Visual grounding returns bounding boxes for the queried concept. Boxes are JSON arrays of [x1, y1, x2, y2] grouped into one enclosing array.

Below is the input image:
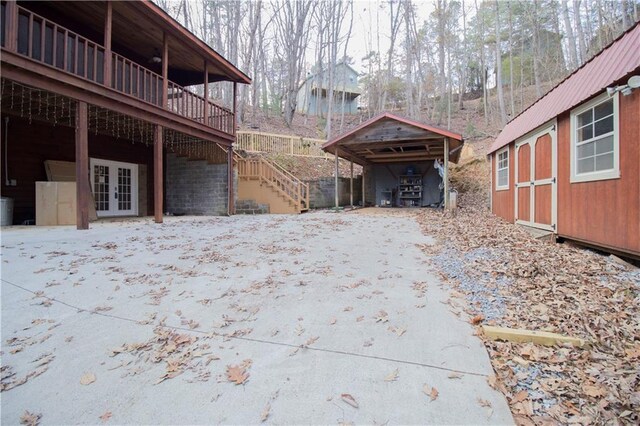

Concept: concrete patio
[[1, 212, 513, 425]]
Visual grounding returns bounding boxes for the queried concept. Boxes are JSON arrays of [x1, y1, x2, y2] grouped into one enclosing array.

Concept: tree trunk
[[495, 1, 507, 126]]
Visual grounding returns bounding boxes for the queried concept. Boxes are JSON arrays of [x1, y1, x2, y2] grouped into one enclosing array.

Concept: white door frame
[[89, 158, 139, 217], [514, 119, 557, 232]]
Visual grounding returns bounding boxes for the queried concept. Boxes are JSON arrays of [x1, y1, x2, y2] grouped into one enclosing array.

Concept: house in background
[[488, 22, 640, 258], [0, 0, 250, 229], [297, 62, 361, 116]]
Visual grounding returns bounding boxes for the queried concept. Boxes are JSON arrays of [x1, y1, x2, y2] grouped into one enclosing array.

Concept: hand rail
[[111, 51, 163, 106], [236, 131, 330, 159]]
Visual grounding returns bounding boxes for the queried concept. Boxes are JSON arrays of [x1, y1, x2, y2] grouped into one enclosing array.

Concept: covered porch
[[321, 113, 464, 209]]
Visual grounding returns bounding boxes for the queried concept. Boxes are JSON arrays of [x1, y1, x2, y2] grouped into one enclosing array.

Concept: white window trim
[[495, 146, 510, 191], [570, 91, 620, 183]]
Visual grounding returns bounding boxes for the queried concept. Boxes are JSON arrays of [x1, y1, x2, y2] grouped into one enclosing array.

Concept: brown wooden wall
[[1, 114, 155, 224], [491, 143, 515, 223], [556, 90, 640, 256]]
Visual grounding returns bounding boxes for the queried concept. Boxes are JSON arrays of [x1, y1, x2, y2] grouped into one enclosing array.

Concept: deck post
[[75, 101, 89, 230], [154, 125, 163, 223], [334, 148, 339, 209], [444, 137, 450, 209], [350, 160, 354, 208], [228, 82, 237, 215], [203, 60, 208, 126], [162, 32, 168, 107], [5, 0, 18, 52], [227, 146, 234, 215], [103, 1, 112, 87]]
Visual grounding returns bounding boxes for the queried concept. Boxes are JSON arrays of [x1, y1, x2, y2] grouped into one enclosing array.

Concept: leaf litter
[[416, 184, 640, 424]]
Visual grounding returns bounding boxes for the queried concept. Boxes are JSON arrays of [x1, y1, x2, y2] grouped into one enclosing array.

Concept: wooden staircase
[[236, 157, 310, 214]]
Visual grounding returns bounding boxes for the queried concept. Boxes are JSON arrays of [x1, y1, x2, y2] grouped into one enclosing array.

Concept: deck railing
[[236, 131, 330, 158], [4, 5, 234, 136], [237, 157, 310, 212]]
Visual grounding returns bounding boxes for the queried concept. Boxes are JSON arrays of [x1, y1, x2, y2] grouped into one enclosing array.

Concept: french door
[[514, 122, 557, 232], [90, 159, 138, 217]]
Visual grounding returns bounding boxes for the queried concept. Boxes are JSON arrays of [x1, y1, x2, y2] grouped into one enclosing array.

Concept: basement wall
[[369, 161, 442, 207], [165, 153, 229, 216], [306, 176, 363, 209]]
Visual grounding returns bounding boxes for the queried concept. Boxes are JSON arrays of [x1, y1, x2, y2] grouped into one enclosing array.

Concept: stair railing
[[236, 157, 309, 212]]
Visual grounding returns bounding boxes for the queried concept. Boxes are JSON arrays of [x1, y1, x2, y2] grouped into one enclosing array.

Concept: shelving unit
[[398, 175, 422, 207]]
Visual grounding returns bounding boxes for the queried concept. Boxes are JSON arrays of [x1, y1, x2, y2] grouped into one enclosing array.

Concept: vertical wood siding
[[557, 90, 640, 256], [491, 143, 515, 222], [0, 116, 155, 224]]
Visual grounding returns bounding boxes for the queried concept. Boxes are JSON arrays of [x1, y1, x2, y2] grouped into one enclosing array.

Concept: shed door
[[515, 123, 557, 232]]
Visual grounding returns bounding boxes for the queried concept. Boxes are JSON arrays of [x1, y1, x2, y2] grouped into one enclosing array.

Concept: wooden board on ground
[[44, 160, 76, 181], [482, 325, 587, 347], [36, 181, 97, 225]]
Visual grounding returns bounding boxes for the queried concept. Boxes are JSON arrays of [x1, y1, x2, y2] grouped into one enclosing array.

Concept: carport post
[[75, 101, 89, 230], [444, 137, 450, 209], [362, 167, 365, 207], [334, 148, 339, 209], [350, 160, 354, 208]]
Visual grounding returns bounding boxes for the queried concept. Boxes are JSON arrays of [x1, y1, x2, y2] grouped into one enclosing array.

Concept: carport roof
[[322, 112, 464, 165]]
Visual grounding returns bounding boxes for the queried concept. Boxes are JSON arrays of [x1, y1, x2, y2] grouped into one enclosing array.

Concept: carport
[[322, 113, 464, 209]]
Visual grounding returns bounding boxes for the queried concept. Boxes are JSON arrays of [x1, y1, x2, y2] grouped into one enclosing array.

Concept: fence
[[236, 131, 330, 158]]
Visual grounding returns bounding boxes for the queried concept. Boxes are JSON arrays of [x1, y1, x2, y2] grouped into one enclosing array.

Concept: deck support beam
[[334, 149, 339, 209], [228, 82, 237, 216], [444, 137, 450, 209], [103, 1, 112, 87], [75, 101, 89, 230], [350, 160, 354, 208], [154, 125, 163, 223]]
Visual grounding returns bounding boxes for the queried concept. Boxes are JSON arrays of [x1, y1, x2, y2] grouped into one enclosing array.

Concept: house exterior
[[297, 62, 360, 116], [0, 0, 250, 229], [488, 23, 640, 258]]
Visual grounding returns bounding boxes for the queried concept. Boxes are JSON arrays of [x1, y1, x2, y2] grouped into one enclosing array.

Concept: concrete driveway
[[1, 211, 513, 425]]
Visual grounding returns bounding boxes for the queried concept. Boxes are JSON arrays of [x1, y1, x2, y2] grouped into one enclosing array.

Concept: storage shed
[[322, 113, 464, 208], [488, 22, 640, 258]]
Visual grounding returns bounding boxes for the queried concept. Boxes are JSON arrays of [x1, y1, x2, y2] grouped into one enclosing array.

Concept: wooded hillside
[[156, 0, 639, 138]]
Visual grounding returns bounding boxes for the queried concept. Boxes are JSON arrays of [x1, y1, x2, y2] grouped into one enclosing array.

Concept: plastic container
[[449, 190, 458, 210], [1, 197, 14, 226]]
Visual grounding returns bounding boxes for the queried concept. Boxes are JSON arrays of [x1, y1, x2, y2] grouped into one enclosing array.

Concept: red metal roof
[[489, 22, 640, 154], [322, 112, 463, 150]]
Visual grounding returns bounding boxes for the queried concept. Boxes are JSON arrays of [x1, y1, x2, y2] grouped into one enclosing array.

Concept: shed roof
[[489, 22, 640, 154], [322, 112, 464, 165]]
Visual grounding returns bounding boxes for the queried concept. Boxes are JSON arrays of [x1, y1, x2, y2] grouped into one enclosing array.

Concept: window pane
[[594, 99, 613, 120], [578, 157, 594, 174], [577, 141, 595, 159], [595, 135, 614, 155], [577, 109, 593, 128], [595, 153, 613, 171], [498, 170, 508, 186], [577, 125, 593, 142], [594, 116, 613, 137]]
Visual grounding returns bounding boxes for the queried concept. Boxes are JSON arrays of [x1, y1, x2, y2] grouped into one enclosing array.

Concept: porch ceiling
[[322, 112, 464, 166]]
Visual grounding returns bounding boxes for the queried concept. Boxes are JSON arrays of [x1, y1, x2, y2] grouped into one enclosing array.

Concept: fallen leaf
[[329, 317, 337, 325], [20, 411, 41, 426], [448, 372, 463, 379], [260, 403, 270, 422], [384, 369, 399, 382], [99, 411, 112, 422], [423, 384, 439, 401], [583, 384, 606, 398], [80, 372, 96, 385], [226, 364, 249, 385], [340, 393, 359, 408], [478, 398, 492, 408], [374, 310, 389, 323], [470, 314, 484, 325]]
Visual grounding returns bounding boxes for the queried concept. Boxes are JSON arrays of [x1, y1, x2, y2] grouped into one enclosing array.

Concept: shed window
[[496, 147, 509, 190], [571, 92, 619, 183]]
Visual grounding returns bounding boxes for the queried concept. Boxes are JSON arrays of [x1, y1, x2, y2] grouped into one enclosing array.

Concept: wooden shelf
[[398, 175, 422, 207]]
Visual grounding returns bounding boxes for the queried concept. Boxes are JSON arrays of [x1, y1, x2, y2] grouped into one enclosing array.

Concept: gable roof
[[322, 112, 464, 165], [489, 22, 640, 154]]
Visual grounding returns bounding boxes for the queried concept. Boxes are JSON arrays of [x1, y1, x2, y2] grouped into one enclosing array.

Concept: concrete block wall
[[306, 176, 363, 209], [165, 153, 229, 216]]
